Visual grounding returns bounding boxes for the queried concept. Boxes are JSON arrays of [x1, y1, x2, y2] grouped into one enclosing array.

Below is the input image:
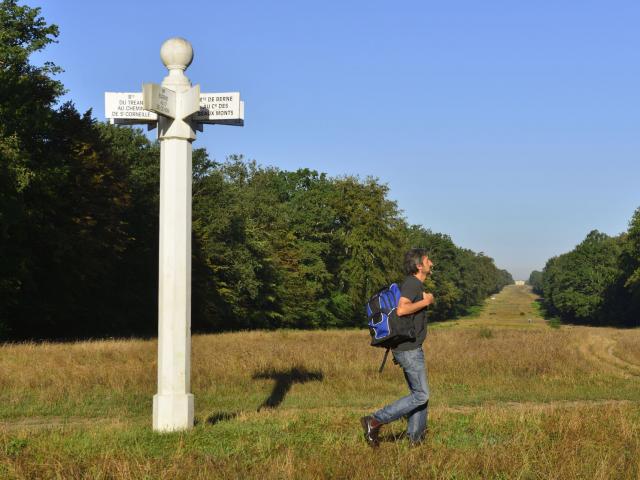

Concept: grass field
[[1, 285, 640, 479]]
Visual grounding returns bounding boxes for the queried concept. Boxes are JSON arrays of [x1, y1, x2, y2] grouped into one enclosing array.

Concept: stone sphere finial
[[160, 38, 194, 71]]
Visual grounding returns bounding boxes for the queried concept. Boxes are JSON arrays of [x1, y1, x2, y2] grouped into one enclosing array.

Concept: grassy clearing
[[1, 286, 640, 478]]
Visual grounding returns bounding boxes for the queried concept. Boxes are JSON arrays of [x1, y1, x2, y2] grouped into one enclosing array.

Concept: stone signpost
[[105, 38, 243, 432]]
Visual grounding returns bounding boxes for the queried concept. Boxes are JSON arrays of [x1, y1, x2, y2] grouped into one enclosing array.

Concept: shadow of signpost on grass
[[253, 366, 324, 411], [200, 366, 323, 425], [204, 411, 239, 426]]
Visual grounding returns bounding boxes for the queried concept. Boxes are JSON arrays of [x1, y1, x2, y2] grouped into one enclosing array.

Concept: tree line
[[0, 1, 513, 340], [529, 208, 640, 327]]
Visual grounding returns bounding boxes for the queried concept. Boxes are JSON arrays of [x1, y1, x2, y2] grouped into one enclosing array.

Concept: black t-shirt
[[394, 275, 428, 351]]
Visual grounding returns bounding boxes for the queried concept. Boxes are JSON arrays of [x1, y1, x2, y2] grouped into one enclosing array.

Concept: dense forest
[[0, 1, 513, 340], [529, 208, 640, 327]]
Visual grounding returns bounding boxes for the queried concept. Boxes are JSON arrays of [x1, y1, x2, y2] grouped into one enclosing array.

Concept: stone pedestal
[[153, 393, 194, 431]]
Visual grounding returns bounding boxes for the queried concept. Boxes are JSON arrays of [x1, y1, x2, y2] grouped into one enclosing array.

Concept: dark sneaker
[[360, 416, 381, 447]]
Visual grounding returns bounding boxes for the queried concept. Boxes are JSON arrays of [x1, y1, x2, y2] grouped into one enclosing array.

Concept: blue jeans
[[373, 347, 429, 442]]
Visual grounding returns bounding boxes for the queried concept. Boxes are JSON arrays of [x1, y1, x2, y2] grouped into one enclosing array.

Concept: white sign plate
[[143, 83, 176, 118], [105, 92, 157, 123], [194, 92, 242, 123], [195, 102, 244, 126]]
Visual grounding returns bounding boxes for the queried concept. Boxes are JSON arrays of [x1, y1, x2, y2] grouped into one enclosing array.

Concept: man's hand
[[423, 292, 435, 305], [397, 292, 435, 316]]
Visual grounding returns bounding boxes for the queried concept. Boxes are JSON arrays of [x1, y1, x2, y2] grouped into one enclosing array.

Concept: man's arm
[[396, 292, 434, 317]]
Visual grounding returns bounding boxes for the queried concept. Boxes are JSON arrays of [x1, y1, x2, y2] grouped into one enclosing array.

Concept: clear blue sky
[[32, 0, 640, 280]]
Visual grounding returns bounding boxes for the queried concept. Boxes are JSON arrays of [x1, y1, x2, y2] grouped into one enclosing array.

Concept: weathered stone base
[[153, 393, 194, 432]]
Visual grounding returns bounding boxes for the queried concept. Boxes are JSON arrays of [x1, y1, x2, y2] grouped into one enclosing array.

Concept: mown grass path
[[434, 284, 547, 329], [577, 328, 640, 378], [1, 285, 639, 479]]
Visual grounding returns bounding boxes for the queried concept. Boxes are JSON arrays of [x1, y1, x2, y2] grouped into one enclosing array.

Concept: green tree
[[0, 0, 63, 336], [0, 0, 164, 338], [528, 270, 543, 294], [616, 207, 640, 326], [328, 176, 405, 325], [541, 230, 622, 324], [191, 156, 284, 330]]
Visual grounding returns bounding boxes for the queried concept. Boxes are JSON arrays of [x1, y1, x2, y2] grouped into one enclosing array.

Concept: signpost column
[[105, 37, 244, 432], [151, 38, 200, 432]]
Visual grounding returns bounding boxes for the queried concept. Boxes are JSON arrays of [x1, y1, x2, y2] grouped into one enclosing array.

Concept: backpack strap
[[378, 348, 391, 373]]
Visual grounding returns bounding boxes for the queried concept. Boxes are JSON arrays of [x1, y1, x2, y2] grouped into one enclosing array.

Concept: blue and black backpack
[[366, 283, 416, 372]]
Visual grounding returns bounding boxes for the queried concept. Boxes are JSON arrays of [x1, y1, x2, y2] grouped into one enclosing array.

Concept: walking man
[[361, 248, 434, 447]]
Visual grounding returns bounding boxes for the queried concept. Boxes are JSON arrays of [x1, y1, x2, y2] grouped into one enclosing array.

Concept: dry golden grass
[[1, 285, 640, 479], [605, 328, 640, 369]]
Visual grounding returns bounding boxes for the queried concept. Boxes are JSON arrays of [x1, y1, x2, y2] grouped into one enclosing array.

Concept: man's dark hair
[[404, 248, 429, 275]]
